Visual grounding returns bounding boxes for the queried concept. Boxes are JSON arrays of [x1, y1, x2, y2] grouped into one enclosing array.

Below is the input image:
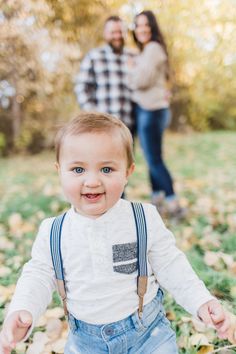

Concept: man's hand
[[198, 299, 236, 344], [0, 310, 32, 354]]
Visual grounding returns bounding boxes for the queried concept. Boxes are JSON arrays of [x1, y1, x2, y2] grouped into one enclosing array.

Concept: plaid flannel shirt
[[74, 45, 134, 130]]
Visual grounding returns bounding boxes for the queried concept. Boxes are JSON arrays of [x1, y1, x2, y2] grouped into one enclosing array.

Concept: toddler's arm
[[0, 310, 32, 354], [198, 299, 236, 344]]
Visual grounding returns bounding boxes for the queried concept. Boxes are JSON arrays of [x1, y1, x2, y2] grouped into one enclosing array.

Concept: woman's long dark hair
[[133, 10, 170, 80]]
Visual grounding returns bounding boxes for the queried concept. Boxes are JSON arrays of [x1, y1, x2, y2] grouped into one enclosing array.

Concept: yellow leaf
[[192, 317, 208, 332], [197, 345, 214, 354], [0, 266, 11, 277], [45, 318, 63, 340], [166, 310, 176, 320], [189, 333, 210, 346], [230, 285, 236, 297], [50, 338, 66, 353], [45, 307, 64, 319], [230, 262, 236, 275]]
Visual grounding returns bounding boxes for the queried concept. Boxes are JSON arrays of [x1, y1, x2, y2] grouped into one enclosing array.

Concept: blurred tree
[[0, 0, 79, 152], [153, 0, 236, 130], [0, 0, 236, 155]]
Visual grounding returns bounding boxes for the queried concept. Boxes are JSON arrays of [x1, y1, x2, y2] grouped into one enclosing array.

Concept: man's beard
[[108, 38, 125, 54]]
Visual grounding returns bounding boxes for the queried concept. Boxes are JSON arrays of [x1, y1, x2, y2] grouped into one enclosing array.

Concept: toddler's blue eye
[[73, 167, 84, 174], [101, 167, 112, 174]]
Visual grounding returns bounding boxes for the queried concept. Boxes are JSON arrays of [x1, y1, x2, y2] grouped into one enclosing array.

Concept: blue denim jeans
[[64, 289, 178, 354], [135, 104, 174, 198]]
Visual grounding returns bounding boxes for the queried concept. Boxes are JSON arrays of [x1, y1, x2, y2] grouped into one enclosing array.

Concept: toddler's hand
[[0, 310, 32, 354], [198, 299, 236, 343]]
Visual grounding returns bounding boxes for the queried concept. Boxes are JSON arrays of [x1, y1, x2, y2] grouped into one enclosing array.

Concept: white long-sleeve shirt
[[7, 199, 214, 327]]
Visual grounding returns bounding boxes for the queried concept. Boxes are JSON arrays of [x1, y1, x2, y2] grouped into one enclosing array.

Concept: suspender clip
[[137, 276, 148, 319]]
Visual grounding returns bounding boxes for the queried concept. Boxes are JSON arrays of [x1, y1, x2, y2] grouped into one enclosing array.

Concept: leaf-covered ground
[[0, 131, 236, 354]]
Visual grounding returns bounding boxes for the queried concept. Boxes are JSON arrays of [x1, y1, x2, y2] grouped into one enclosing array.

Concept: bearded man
[[75, 16, 135, 134]]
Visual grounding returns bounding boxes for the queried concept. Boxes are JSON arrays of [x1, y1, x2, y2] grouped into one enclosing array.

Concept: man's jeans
[[135, 105, 174, 198], [64, 289, 178, 354]]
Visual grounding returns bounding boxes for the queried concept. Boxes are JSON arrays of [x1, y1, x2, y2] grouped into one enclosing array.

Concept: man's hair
[[55, 112, 134, 167], [104, 15, 122, 25]]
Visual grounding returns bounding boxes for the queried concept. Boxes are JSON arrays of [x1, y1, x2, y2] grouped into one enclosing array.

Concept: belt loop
[[68, 313, 78, 332]]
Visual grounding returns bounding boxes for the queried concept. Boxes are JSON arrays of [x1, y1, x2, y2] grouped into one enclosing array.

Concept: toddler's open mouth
[[82, 193, 104, 201]]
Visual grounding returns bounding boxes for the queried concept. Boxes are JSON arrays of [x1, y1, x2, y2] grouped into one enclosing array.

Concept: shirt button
[[104, 326, 114, 336]]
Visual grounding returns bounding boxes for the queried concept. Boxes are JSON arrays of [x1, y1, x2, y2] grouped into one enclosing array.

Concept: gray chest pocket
[[112, 242, 137, 274]]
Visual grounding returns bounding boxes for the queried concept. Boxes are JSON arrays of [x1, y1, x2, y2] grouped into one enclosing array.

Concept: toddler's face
[[56, 132, 134, 218]]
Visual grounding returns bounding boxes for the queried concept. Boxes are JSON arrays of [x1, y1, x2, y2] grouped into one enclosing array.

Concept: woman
[[128, 10, 184, 218]]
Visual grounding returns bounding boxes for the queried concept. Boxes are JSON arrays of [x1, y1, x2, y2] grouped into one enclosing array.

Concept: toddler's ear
[[127, 163, 135, 177]]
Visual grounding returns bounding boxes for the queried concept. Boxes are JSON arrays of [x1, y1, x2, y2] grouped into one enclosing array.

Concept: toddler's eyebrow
[[67, 160, 85, 165], [100, 160, 116, 164]]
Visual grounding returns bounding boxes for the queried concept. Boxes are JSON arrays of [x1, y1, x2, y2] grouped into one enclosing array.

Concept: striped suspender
[[131, 202, 148, 318], [50, 212, 68, 316], [50, 202, 148, 319]]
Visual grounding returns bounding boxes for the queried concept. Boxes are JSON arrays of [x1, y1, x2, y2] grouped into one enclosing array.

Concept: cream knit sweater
[[128, 41, 170, 110]]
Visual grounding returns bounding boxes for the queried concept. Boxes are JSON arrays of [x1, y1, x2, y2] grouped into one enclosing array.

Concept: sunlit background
[[0, 0, 236, 155]]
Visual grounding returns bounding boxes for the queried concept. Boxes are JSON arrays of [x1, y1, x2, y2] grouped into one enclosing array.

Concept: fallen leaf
[[0, 266, 11, 277], [45, 307, 64, 319], [197, 345, 214, 354], [189, 333, 210, 346], [50, 338, 66, 353], [46, 318, 63, 339]]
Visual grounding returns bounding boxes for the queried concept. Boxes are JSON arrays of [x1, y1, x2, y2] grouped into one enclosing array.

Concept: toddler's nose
[[84, 174, 101, 188]]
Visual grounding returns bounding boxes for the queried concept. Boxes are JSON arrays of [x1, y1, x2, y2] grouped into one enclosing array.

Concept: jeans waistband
[[68, 288, 164, 339]]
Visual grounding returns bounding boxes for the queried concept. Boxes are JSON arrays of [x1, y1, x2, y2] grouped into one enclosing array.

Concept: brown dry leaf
[[0, 266, 11, 277], [229, 262, 236, 275], [192, 317, 209, 332], [15, 342, 27, 353], [42, 345, 54, 354], [43, 183, 57, 196], [0, 284, 15, 303], [199, 233, 221, 249], [8, 213, 23, 234], [230, 286, 236, 298], [178, 334, 189, 348], [26, 342, 45, 354], [226, 214, 236, 231], [220, 253, 234, 268], [181, 316, 192, 323], [45, 318, 63, 340], [197, 345, 214, 354], [204, 251, 233, 270], [37, 307, 64, 327], [8, 213, 35, 237], [204, 251, 221, 267], [189, 333, 210, 346], [50, 338, 66, 353], [32, 331, 49, 345], [0, 236, 14, 250], [166, 310, 176, 321], [36, 315, 47, 327], [45, 307, 64, 319]]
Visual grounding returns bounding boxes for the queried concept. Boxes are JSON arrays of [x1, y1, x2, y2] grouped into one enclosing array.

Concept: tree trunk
[[11, 95, 22, 145]]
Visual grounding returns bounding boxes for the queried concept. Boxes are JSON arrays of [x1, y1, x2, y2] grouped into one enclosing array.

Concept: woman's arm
[[128, 42, 166, 90]]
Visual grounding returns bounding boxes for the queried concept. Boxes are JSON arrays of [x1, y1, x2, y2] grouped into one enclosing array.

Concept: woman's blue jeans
[[135, 104, 174, 198]]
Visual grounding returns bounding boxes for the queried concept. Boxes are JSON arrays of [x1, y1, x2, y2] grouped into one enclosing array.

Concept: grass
[[0, 131, 236, 353]]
